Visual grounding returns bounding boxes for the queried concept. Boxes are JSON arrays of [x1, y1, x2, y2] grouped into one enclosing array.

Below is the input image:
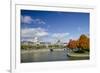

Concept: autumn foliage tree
[[67, 39, 78, 50], [67, 34, 90, 52], [78, 34, 89, 51]]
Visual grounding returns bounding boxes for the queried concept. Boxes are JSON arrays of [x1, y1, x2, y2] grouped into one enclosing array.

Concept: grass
[[68, 51, 89, 57]]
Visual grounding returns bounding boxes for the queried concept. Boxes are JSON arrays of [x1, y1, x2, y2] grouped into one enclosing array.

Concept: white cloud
[[21, 27, 70, 42], [33, 18, 46, 24], [51, 33, 70, 43], [52, 33, 70, 38], [21, 16, 33, 24], [21, 27, 48, 38], [21, 16, 46, 25]]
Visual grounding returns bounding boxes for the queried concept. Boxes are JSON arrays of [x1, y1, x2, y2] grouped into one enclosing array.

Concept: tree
[[78, 34, 89, 51], [67, 39, 78, 51], [67, 34, 90, 52]]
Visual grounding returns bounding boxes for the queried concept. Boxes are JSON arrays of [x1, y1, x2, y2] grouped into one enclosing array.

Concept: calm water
[[21, 49, 89, 63]]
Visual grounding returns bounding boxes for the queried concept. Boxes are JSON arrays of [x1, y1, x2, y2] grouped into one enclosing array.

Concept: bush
[[74, 50, 85, 53], [83, 49, 89, 52]]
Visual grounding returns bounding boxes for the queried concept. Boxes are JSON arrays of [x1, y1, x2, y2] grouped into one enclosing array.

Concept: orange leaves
[[67, 39, 78, 49], [79, 34, 89, 49], [67, 34, 89, 50]]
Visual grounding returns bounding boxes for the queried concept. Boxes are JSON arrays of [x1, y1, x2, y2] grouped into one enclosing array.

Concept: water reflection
[[21, 49, 89, 63]]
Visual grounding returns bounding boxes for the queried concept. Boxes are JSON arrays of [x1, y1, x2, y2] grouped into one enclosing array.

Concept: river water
[[21, 49, 89, 63]]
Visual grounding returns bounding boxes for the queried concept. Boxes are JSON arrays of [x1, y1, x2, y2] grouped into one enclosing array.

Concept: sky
[[21, 10, 89, 43]]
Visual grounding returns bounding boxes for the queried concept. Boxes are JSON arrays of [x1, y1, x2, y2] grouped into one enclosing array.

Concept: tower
[[34, 37, 40, 44]]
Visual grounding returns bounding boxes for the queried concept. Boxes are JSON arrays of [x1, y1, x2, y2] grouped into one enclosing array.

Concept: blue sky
[[21, 10, 89, 43]]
